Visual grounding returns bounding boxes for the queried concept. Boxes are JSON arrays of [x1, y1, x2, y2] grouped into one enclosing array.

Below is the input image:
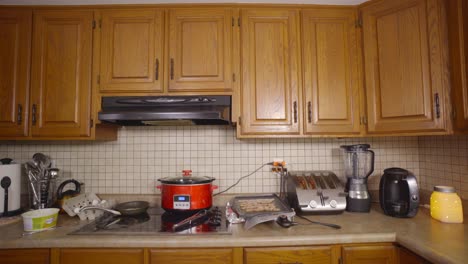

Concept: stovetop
[[70, 207, 231, 236]]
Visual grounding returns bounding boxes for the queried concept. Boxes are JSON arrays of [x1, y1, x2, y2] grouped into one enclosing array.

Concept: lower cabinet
[[342, 244, 397, 264], [0, 249, 49, 264], [0, 243, 431, 264], [57, 248, 144, 264], [244, 246, 340, 264], [150, 248, 242, 264]]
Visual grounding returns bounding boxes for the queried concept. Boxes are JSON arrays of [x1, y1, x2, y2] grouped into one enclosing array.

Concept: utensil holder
[[28, 178, 57, 210]]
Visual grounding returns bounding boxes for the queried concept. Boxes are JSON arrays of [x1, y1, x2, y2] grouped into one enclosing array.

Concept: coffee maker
[[341, 144, 375, 213]]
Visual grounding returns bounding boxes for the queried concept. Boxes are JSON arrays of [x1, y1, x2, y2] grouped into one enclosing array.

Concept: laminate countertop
[[0, 205, 466, 264]]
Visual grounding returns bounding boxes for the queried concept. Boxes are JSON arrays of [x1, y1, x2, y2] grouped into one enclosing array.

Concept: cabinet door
[[0, 249, 49, 264], [100, 9, 163, 93], [342, 245, 396, 264], [361, 0, 449, 134], [168, 8, 232, 92], [59, 248, 144, 264], [398, 247, 430, 264], [447, 0, 468, 132], [0, 9, 31, 138], [244, 246, 340, 264], [30, 10, 93, 137], [150, 248, 238, 264], [302, 8, 361, 135], [239, 9, 301, 135]]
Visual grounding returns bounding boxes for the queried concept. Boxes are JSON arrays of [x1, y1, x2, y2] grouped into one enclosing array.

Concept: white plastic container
[[21, 208, 59, 232]]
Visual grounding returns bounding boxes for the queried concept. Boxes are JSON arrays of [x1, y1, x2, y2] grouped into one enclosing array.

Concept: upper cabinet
[[447, 0, 468, 133], [238, 9, 301, 136], [167, 8, 233, 92], [361, 0, 450, 134], [99, 9, 164, 93], [0, 9, 31, 138], [31, 10, 94, 138], [301, 8, 361, 136]]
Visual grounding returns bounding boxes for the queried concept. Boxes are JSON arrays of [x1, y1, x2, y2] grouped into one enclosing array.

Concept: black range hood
[[98, 96, 231, 126]]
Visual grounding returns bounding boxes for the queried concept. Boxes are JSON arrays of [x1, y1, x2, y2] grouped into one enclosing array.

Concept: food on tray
[[237, 198, 281, 213]]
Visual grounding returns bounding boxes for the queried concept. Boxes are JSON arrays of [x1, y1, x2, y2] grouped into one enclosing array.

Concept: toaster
[[379, 168, 419, 218], [286, 171, 346, 214]]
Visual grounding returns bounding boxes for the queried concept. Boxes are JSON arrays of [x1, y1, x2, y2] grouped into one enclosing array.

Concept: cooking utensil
[[157, 170, 216, 212], [32, 153, 51, 169], [1, 176, 11, 216], [77, 201, 149, 216]]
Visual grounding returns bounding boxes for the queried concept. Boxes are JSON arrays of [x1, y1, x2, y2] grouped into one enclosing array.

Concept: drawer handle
[[17, 104, 23, 125], [170, 58, 174, 80], [279, 262, 303, 264], [307, 101, 312, 123], [293, 101, 298, 123], [155, 58, 159, 81], [32, 104, 37, 126]]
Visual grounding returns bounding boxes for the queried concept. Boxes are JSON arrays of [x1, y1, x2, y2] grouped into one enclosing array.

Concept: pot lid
[[158, 170, 215, 184]]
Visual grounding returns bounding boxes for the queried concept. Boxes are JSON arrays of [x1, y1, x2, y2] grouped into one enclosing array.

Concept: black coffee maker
[[379, 168, 419, 218]]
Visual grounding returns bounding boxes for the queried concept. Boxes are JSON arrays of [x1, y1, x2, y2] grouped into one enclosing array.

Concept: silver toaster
[[286, 171, 347, 214]]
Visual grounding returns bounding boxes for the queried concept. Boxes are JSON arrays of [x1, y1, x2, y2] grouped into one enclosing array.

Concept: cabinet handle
[[293, 101, 298, 123], [32, 104, 37, 125], [278, 262, 302, 264], [17, 104, 23, 125], [434, 93, 440, 118], [170, 58, 174, 80], [307, 101, 312, 123], [155, 59, 159, 80]]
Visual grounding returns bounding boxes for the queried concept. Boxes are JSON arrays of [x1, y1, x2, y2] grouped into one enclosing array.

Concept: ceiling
[[0, 0, 368, 5]]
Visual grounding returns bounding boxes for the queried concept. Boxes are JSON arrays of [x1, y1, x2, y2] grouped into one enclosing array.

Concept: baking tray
[[230, 194, 295, 229]]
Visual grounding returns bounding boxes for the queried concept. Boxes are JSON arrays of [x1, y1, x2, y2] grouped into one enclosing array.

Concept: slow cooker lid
[[158, 175, 215, 184]]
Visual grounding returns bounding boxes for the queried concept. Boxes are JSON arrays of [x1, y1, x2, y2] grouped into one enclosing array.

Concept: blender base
[[346, 196, 371, 212]]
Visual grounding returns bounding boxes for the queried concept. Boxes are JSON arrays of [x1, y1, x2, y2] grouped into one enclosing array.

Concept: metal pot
[[157, 170, 216, 212]]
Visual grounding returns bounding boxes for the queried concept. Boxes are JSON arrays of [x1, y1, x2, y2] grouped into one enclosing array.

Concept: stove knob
[[309, 200, 318, 208], [329, 200, 337, 208]]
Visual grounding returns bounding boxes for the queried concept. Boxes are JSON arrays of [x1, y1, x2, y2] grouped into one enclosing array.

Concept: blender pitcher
[[341, 144, 375, 212]]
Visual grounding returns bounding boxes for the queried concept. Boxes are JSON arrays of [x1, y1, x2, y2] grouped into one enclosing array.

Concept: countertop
[[0, 205, 466, 264]]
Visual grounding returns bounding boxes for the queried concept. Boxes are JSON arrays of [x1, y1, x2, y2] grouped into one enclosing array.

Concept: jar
[[430, 186, 464, 223]]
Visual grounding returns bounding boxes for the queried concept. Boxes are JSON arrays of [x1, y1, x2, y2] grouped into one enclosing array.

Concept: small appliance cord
[[213, 162, 273, 196]]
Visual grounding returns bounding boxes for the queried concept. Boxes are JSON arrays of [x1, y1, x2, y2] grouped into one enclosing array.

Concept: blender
[[340, 144, 375, 212]]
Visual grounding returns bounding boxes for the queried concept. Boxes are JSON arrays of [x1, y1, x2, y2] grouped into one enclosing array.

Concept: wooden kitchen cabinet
[[238, 8, 301, 136], [167, 8, 233, 92], [244, 246, 340, 264], [360, 0, 450, 134], [0, 249, 50, 264], [30, 10, 94, 138], [57, 248, 144, 264], [301, 8, 361, 135], [398, 247, 431, 264], [0, 9, 31, 138], [447, 0, 468, 133], [342, 244, 397, 264], [150, 248, 242, 264], [99, 9, 164, 93]]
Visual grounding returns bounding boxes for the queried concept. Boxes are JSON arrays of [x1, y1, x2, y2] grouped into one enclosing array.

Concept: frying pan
[[77, 201, 149, 216]]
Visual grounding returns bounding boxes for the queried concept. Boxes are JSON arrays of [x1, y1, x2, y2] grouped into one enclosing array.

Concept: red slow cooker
[[157, 170, 217, 212]]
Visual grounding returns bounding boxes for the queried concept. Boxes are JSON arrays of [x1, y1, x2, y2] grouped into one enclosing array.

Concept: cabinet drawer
[[150, 248, 236, 264], [244, 246, 339, 264], [59, 248, 144, 264], [0, 249, 49, 264]]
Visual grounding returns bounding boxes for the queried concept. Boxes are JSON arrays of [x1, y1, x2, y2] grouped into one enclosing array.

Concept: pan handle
[[211, 185, 219, 191], [156, 185, 162, 190]]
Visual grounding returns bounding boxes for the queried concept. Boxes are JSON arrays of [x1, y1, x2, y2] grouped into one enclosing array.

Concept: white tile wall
[[0, 126, 420, 194], [418, 135, 468, 199]]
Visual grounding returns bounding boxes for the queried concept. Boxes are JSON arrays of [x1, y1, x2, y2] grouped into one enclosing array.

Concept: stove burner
[[70, 207, 230, 236], [95, 212, 150, 230]]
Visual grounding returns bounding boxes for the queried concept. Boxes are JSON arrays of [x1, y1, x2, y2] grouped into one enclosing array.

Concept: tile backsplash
[[0, 126, 421, 195], [419, 135, 468, 199]]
